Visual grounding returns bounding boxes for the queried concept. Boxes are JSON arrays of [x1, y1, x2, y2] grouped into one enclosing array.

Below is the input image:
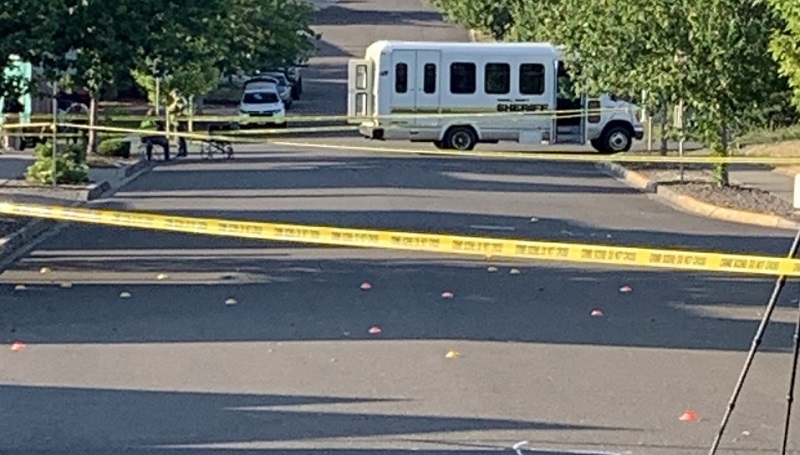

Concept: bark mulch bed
[[626, 164, 800, 222]]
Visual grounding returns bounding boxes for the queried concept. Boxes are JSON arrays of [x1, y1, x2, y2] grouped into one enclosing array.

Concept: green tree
[[218, 0, 316, 75], [767, 0, 800, 111], [538, 0, 692, 156], [131, 65, 220, 109], [427, 0, 514, 40], [545, 0, 690, 106], [683, 0, 785, 184], [505, 0, 561, 42], [131, 0, 227, 107], [0, 0, 60, 101], [130, 0, 315, 112], [42, 0, 152, 156], [515, 0, 783, 185]]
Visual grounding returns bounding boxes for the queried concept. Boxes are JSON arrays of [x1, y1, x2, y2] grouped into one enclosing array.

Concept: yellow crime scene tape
[[60, 122, 358, 137], [0, 122, 55, 130], [1, 200, 800, 278], [272, 141, 800, 165], [58, 123, 292, 144], [19, 122, 799, 165], [5, 119, 798, 165], [19, 107, 627, 123]]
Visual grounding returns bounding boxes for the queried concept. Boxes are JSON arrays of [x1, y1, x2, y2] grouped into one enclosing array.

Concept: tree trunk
[[659, 109, 669, 156], [86, 94, 97, 158], [711, 123, 730, 186]]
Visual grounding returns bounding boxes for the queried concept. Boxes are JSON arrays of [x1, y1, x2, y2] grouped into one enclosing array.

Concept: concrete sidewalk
[[0, 155, 34, 181], [730, 165, 795, 205]]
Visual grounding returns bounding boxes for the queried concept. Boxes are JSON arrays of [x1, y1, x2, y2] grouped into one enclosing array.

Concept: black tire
[[590, 138, 609, 153], [444, 126, 477, 151], [433, 140, 448, 149], [596, 125, 633, 154]]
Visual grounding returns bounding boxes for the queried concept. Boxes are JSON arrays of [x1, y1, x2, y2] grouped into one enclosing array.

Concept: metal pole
[[0, 115, 6, 151], [677, 100, 684, 184], [51, 81, 58, 187], [708, 229, 800, 455], [155, 77, 160, 116], [780, 286, 800, 455], [679, 138, 685, 183]]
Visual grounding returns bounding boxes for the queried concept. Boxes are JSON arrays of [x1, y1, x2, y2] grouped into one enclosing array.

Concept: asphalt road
[[3, 1, 800, 455]]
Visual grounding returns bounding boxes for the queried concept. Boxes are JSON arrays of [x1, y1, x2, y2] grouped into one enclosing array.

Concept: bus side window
[[484, 63, 510, 95], [395, 63, 408, 93], [355, 65, 368, 90], [450, 62, 476, 94], [519, 63, 545, 96], [587, 100, 601, 123], [424, 63, 437, 94]]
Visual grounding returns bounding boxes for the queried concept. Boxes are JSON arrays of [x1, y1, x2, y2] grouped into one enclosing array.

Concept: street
[[2, 1, 800, 454]]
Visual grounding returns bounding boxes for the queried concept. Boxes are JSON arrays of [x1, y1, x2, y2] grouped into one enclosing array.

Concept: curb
[[83, 159, 153, 201], [596, 161, 800, 230], [595, 162, 658, 193], [0, 158, 156, 267]]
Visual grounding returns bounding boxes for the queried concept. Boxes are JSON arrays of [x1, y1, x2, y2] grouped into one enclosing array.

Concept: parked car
[[263, 66, 303, 100], [238, 78, 287, 128], [259, 71, 294, 109]]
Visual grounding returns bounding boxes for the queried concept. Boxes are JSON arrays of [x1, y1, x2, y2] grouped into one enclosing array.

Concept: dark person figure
[[139, 109, 170, 161]]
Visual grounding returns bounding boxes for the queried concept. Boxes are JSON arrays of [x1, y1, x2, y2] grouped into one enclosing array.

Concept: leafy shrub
[[97, 138, 131, 158], [25, 141, 89, 185]]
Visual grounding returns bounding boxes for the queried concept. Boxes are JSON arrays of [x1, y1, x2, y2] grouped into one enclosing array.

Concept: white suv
[[238, 78, 287, 128], [260, 72, 294, 109]]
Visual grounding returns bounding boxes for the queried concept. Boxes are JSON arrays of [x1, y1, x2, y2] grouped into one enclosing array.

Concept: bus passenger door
[[583, 96, 603, 143], [390, 51, 416, 128], [414, 50, 441, 128], [347, 59, 373, 123], [553, 61, 583, 144]]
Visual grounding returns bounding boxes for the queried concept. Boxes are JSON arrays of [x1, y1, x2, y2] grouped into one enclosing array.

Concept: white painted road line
[[469, 224, 517, 232]]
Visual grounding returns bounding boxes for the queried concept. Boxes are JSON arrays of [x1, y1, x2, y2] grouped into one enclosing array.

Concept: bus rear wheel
[[444, 126, 477, 151]]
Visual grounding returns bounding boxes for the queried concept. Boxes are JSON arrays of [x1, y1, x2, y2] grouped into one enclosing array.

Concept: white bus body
[[347, 40, 644, 153]]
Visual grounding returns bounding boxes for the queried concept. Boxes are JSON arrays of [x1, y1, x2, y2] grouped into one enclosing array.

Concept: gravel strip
[[629, 164, 800, 221], [664, 182, 800, 221]]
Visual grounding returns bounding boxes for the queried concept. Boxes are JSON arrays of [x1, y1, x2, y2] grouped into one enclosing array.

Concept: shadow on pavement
[[101, 156, 642, 199], [2, 145, 798, 352], [72, 207, 792, 257], [2, 249, 798, 352], [0, 384, 620, 451]]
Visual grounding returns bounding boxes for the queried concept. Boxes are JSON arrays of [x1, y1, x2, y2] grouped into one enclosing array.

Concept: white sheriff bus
[[347, 40, 644, 153]]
